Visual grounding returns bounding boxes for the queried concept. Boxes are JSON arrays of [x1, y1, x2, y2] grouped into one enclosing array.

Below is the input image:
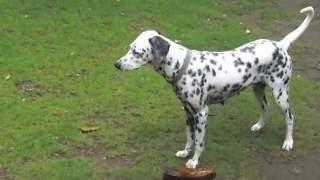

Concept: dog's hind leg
[[251, 83, 269, 131], [271, 81, 294, 151], [176, 105, 195, 158]]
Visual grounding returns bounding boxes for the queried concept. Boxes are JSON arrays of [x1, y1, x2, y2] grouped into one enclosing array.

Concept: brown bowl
[[163, 165, 216, 180]]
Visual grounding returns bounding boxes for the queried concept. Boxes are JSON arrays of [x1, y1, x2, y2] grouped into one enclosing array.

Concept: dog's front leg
[[176, 106, 195, 158], [186, 105, 208, 169]]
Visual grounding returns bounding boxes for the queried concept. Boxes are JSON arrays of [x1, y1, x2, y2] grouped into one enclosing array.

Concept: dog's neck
[[151, 40, 189, 84]]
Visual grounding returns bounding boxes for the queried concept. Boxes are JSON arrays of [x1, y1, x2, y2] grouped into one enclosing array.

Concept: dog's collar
[[172, 49, 192, 85]]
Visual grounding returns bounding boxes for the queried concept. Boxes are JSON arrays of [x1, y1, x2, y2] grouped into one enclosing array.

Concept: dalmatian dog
[[114, 7, 314, 169]]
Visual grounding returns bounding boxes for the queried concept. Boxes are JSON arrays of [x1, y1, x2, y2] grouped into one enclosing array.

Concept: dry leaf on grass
[[79, 126, 99, 133]]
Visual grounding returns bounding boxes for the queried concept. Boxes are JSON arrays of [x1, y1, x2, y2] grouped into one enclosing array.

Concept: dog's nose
[[114, 62, 121, 70]]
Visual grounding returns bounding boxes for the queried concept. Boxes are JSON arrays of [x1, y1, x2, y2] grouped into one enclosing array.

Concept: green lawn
[[0, 0, 319, 179]]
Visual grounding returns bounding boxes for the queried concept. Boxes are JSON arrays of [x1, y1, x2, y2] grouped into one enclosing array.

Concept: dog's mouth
[[113, 62, 141, 71]]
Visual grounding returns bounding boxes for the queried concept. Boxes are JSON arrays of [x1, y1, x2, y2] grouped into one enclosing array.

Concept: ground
[[0, 0, 319, 180]]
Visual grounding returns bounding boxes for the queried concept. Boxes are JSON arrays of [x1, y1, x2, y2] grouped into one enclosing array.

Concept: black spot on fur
[[288, 109, 293, 120], [205, 65, 210, 72], [200, 54, 206, 61], [246, 62, 252, 68], [257, 65, 264, 73], [195, 117, 199, 124], [254, 57, 259, 65], [197, 127, 202, 133], [212, 52, 218, 56], [232, 83, 241, 89], [174, 61, 180, 70], [210, 59, 217, 65], [242, 74, 252, 83], [276, 71, 284, 78], [196, 88, 200, 95], [200, 88, 205, 105], [230, 83, 241, 93], [240, 46, 255, 54], [207, 84, 215, 91], [234, 57, 245, 67], [212, 69, 216, 76], [277, 90, 283, 100], [272, 47, 280, 60], [270, 76, 275, 82], [200, 74, 206, 87], [272, 68, 279, 73], [284, 77, 289, 85], [223, 84, 230, 92]]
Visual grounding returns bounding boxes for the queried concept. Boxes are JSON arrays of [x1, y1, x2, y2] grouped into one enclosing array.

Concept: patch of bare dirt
[[51, 135, 143, 179], [15, 80, 77, 100], [255, 147, 320, 180], [15, 80, 43, 98], [46, 84, 77, 97], [71, 137, 142, 167], [0, 165, 13, 180]]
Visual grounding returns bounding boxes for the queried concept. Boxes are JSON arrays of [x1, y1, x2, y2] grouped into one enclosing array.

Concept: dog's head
[[114, 30, 171, 70]]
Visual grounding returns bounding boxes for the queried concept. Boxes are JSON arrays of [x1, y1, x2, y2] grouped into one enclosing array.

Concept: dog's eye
[[132, 49, 143, 58]]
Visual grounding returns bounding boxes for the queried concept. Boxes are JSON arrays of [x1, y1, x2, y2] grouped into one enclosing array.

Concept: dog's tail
[[279, 6, 314, 50]]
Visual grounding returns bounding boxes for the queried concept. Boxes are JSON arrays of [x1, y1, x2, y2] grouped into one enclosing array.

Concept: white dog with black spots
[[114, 7, 314, 169]]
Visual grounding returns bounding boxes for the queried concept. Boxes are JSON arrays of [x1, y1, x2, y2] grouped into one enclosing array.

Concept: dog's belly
[[206, 79, 251, 105]]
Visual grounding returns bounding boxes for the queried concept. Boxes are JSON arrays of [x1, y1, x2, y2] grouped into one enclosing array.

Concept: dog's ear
[[148, 36, 170, 59]]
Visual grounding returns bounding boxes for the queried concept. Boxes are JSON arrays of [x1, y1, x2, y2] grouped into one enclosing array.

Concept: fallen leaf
[[79, 126, 99, 133], [4, 74, 11, 80]]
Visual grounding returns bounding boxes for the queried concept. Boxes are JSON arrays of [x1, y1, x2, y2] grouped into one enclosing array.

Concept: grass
[[0, 0, 319, 179]]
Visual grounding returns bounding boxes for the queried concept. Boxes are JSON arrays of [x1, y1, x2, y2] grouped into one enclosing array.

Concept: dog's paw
[[250, 122, 264, 132], [176, 150, 191, 158], [186, 159, 198, 169], [282, 139, 293, 151]]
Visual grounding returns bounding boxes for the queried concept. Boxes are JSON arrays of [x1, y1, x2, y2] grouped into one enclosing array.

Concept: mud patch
[[45, 84, 77, 97], [15, 80, 43, 98], [255, 148, 320, 180], [0, 165, 13, 180], [15, 80, 77, 100], [56, 136, 143, 169]]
